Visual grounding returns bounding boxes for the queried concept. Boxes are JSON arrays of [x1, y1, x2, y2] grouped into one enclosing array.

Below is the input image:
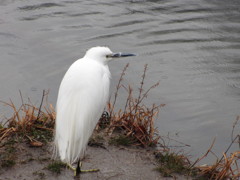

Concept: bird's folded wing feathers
[[54, 60, 110, 165]]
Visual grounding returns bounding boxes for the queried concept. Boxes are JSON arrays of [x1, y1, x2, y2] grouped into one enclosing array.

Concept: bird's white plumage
[[54, 47, 112, 166]]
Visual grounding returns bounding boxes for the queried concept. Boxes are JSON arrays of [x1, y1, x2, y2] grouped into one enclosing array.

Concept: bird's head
[[84, 46, 135, 64]]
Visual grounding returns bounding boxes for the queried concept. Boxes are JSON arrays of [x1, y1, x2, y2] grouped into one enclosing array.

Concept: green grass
[[46, 161, 66, 174], [155, 151, 192, 177], [109, 135, 135, 146], [1, 159, 16, 168], [28, 127, 53, 144], [0, 137, 17, 168]]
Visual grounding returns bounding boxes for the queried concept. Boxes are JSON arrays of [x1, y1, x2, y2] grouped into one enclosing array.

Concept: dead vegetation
[[192, 117, 240, 180], [0, 90, 55, 169], [154, 150, 195, 178], [0, 90, 55, 147], [98, 63, 165, 147], [0, 64, 239, 179], [197, 151, 240, 179]]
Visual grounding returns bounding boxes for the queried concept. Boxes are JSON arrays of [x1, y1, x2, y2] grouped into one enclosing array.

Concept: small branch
[[218, 135, 240, 163], [36, 90, 46, 121], [136, 64, 148, 107], [33, 125, 54, 131], [110, 63, 129, 117], [231, 116, 239, 141], [191, 137, 216, 168], [138, 81, 160, 106]]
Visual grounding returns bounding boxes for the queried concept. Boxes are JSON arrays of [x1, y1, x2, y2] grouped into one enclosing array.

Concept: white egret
[[54, 46, 135, 176]]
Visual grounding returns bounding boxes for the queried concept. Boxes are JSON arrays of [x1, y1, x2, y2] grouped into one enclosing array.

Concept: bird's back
[[54, 58, 110, 166]]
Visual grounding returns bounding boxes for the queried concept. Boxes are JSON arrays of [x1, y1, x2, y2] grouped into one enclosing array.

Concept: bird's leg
[[68, 160, 99, 177], [75, 160, 81, 176], [78, 161, 100, 173]]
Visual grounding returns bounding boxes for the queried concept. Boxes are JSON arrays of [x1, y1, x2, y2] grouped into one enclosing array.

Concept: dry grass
[[197, 151, 240, 179], [0, 65, 239, 179], [195, 136, 240, 179], [193, 117, 240, 179], [0, 90, 55, 147], [99, 63, 165, 147], [0, 90, 55, 169]]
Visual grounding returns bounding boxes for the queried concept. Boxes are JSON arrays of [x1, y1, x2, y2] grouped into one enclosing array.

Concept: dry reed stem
[[109, 63, 129, 117], [198, 151, 240, 179], [0, 127, 16, 142], [195, 127, 240, 179], [102, 64, 164, 147], [0, 90, 55, 146], [191, 138, 216, 168]]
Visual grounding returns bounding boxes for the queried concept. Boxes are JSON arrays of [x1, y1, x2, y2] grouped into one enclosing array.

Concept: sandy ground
[[0, 140, 192, 180]]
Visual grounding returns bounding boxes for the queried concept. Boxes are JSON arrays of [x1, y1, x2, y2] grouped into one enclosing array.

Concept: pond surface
[[0, 0, 240, 164]]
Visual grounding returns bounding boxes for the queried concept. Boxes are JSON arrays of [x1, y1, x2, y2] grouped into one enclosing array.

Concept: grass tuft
[[195, 136, 240, 179], [109, 135, 135, 146], [0, 90, 55, 145], [46, 161, 66, 174], [192, 117, 240, 179], [0, 90, 55, 169], [99, 64, 165, 147], [155, 151, 192, 177]]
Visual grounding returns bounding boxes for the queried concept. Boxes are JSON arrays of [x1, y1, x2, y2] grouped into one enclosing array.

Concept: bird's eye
[[106, 55, 111, 58]]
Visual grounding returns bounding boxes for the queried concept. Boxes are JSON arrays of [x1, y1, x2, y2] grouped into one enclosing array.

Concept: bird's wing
[[54, 59, 110, 165]]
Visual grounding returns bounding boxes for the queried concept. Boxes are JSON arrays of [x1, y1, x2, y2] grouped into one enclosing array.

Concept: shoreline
[[0, 133, 192, 180]]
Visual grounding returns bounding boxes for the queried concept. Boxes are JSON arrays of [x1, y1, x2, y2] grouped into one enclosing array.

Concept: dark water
[[0, 0, 240, 164]]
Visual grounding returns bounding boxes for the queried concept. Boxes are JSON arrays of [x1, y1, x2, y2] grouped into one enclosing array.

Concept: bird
[[54, 46, 135, 176]]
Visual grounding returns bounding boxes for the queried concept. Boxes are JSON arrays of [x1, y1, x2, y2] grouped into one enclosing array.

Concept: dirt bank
[[0, 140, 191, 180]]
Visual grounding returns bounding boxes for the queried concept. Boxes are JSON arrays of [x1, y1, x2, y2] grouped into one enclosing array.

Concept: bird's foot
[[68, 161, 99, 177]]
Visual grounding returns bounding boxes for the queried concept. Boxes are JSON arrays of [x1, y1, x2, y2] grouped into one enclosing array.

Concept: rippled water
[[0, 0, 240, 163]]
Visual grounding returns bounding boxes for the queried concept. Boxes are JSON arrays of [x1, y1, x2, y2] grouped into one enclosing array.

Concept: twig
[[138, 81, 160, 106], [218, 135, 240, 163], [33, 125, 54, 131], [123, 85, 132, 115], [231, 116, 239, 141], [135, 64, 148, 112], [109, 63, 129, 117], [191, 137, 216, 168], [19, 90, 26, 112], [36, 90, 46, 121]]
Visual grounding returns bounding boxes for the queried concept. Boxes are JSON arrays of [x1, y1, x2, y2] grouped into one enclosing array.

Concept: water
[[0, 0, 239, 164]]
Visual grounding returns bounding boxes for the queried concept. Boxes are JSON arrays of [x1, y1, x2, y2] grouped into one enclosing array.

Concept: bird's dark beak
[[110, 52, 136, 58]]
